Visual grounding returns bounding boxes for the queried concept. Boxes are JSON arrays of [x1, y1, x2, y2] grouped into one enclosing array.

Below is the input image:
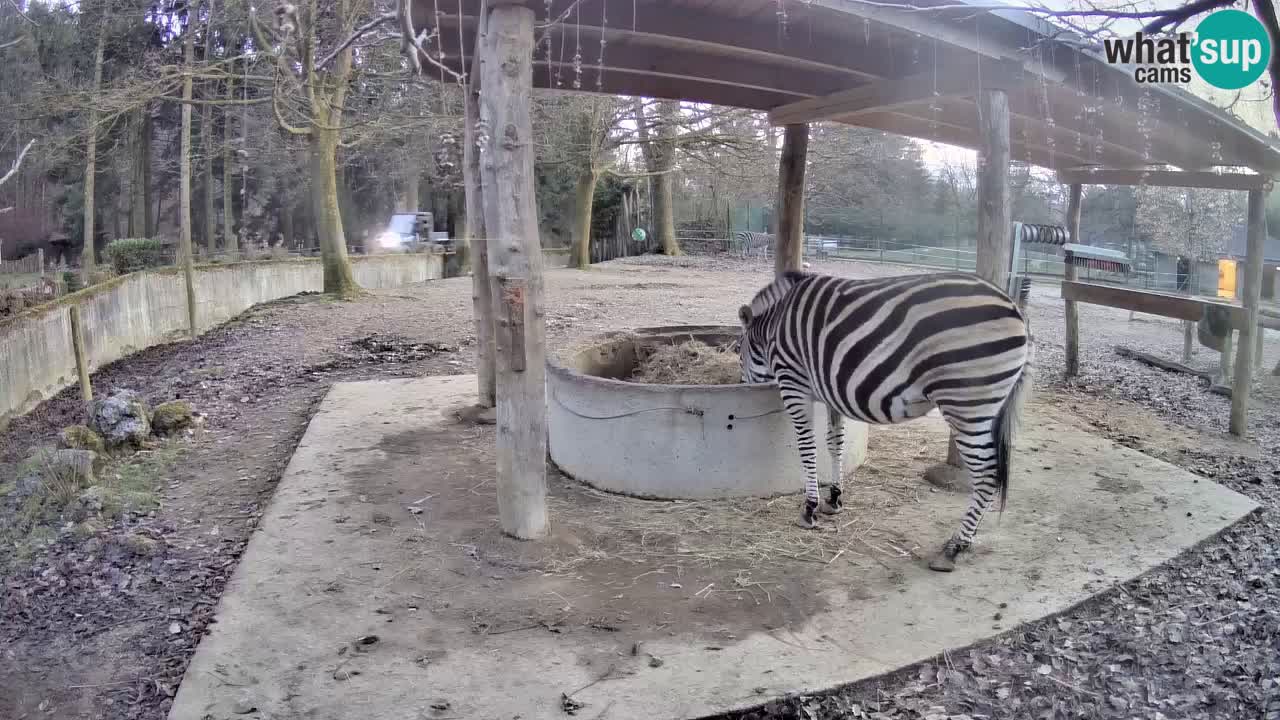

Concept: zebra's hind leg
[[778, 380, 821, 529], [820, 409, 845, 515], [929, 426, 1001, 572]]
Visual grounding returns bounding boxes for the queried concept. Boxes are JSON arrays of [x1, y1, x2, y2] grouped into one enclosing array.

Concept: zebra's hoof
[[927, 553, 956, 572], [820, 487, 844, 514], [796, 500, 819, 529]]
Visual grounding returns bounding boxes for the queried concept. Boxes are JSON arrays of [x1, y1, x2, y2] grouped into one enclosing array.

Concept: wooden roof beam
[[1057, 168, 1275, 191], [804, 0, 1065, 82], [855, 110, 1092, 170], [768, 59, 1024, 126], [435, 1, 905, 83]]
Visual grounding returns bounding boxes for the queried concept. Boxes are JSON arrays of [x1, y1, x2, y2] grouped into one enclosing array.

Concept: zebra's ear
[[738, 305, 753, 326]]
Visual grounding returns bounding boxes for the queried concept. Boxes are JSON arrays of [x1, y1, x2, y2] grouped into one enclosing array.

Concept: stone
[[22, 447, 99, 500], [90, 389, 152, 450], [151, 400, 196, 436], [70, 485, 111, 520], [120, 532, 162, 557], [58, 425, 106, 455]]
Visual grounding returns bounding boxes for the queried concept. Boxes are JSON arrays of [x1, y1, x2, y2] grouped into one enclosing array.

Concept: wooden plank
[[478, 2, 549, 540], [1230, 188, 1267, 436], [1060, 281, 1253, 327], [464, 7, 495, 409], [768, 60, 1023, 126], [1057, 168, 1274, 192], [974, 88, 1011, 288], [1063, 183, 1082, 378], [774, 123, 807, 276], [1114, 346, 1211, 380]]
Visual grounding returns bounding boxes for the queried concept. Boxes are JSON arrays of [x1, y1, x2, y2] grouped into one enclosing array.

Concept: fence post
[[37, 248, 45, 278], [69, 305, 93, 405]]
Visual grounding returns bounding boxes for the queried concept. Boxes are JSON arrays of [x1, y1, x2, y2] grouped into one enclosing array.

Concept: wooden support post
[[974, 89, 1012, 289], [478, 2, 549, 539], [774, 123, 808, 276], [1183, 321, 1194, 363], [464, 7, 495, 410], [69, 305, 92, 405], [927, 87, 1010, 492], [1064, 183, 1083, 378], [1230, 188, 1267, 436]]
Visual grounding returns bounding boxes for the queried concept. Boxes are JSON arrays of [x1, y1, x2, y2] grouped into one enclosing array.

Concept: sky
[[911, 0, 1278, 172]]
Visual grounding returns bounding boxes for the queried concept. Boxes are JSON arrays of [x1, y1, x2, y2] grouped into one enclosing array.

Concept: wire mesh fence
[[679, 234, 1225, 298]]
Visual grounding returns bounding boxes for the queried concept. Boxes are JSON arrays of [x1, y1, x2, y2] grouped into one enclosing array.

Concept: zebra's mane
[[747, 270, 808, 318]]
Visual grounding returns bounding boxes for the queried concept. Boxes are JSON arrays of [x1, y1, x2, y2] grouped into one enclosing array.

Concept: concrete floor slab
[[170, 375, 1258, 720]]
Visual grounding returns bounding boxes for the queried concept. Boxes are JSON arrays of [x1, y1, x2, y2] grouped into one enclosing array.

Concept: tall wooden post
[[974, 89, 1011, 288], [69, 305, 92, 405], [927, 88, 1010, 491], [1064, 183, 1083, 377], [478, 2, 549, 539], [464, 7, 495, 409], [1230, 188, 1267, 436], [774, 123, 808, 276]]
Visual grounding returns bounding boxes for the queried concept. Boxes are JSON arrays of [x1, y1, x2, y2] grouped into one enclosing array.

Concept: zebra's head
[[736, 304, 770, 384]]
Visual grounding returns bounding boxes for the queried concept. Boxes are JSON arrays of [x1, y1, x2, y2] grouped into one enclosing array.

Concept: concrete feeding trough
[[546, 325, 869, 500]]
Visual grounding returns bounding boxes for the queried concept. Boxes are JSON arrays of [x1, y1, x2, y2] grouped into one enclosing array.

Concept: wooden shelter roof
[[427, 0, 1280, 175]]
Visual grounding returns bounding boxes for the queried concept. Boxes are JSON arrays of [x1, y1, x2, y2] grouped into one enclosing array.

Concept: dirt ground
[[2, 254, 1279, 720]]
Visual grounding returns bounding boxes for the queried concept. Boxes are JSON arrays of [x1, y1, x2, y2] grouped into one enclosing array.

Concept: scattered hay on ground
[[629, 339, 742, 385]]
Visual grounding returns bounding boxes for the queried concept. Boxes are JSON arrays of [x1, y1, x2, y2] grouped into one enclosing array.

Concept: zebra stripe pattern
[[732, 231, 773, 260], [737, 270, 1032, 572]]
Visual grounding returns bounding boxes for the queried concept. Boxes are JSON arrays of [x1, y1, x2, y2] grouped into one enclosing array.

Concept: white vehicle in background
[[374, 212, 429, 252]]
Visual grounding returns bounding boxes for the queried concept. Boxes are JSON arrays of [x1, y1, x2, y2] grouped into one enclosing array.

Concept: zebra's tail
[[994, 344, 1033, 513]]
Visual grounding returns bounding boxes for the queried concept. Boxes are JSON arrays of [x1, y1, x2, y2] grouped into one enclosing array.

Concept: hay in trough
[[629, 339, 742, 385]]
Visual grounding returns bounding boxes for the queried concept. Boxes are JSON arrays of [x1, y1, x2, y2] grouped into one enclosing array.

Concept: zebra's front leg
[[778, 381, 821, 529], [820, 408, 845, 515]]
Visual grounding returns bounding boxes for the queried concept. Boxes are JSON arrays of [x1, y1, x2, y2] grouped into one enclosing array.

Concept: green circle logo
[[1192, 9, 1272, 90]]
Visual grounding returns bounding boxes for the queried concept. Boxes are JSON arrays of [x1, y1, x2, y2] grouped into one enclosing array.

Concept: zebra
[[732, 231, 773, 261], [736, 270, 1032, 572]]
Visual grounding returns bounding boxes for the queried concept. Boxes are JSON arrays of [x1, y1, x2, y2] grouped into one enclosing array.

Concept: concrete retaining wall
[[0, 253, 444, 426]]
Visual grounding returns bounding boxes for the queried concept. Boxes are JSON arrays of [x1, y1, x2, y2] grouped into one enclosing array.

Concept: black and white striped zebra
[[733, 231, 773, 260], [736, 270, 1032, 572]]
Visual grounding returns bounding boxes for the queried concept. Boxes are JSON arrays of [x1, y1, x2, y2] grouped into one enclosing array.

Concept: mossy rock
[[59, 425, 106, 455], [151, 400, 195, 436]]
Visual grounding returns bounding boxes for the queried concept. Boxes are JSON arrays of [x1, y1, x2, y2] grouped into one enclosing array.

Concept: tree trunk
[[143, 109, 154, 238], [572, 168, 597, 269], [179, 4, 198, 338], [310, 128, 360, 296], [397, 171, 420, 212], [478, 3, 548, 540], [202, 99, 216, 251], [465, 7, 495, 409], [774, 123, 808, 276], [223, 73, 237, 255], [653, 169, 678, 255], [81, 24, 106, 275], [281, 199, 294, 249], [653, 101, 680, 256], [128, 110, 148, 237]]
